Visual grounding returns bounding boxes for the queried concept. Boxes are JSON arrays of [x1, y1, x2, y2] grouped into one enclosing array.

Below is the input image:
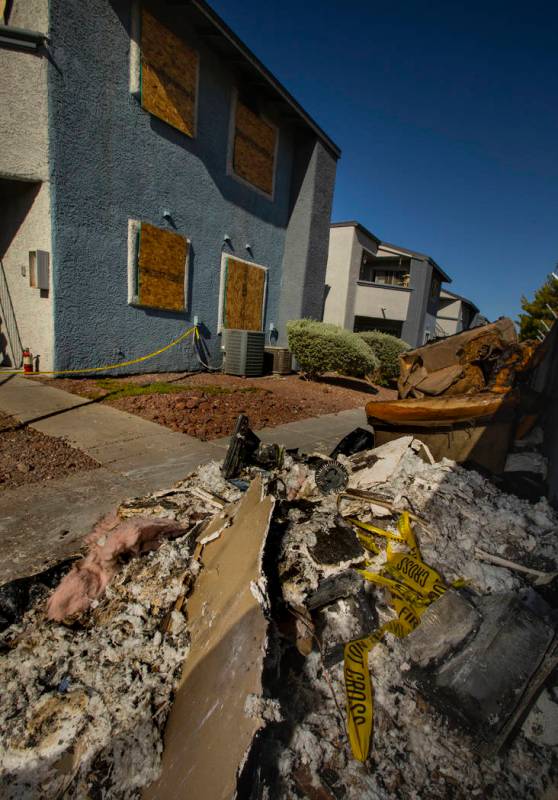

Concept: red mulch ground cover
[[39, 372, 396, 441], [0, 412, 99, 491]]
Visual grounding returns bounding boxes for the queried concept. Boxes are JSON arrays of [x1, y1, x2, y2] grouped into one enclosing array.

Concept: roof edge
[[379, 240, 452, 283], [440, 288, 479, 313], [189, 0, 341, 159], [330, 221, 381, 245]]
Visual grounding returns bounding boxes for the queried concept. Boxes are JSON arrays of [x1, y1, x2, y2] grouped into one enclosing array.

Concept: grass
[[87, 379, 264, 401]]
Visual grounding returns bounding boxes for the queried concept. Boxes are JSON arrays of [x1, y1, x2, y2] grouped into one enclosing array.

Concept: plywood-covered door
[[223, 257, 266, 331]]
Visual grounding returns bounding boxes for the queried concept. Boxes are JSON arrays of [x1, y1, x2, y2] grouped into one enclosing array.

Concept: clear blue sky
[[210, 0, 558, 322]]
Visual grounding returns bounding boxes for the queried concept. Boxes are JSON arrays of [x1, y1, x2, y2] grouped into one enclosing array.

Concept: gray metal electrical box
[[29, 250, 49, 291], [223, 329, 265, 377]]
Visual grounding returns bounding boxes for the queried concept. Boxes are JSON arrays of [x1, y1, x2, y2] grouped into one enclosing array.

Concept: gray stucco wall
[[275, 136, 336, 343], [47, 0, 332, 372], [400, 258, 433, 347]]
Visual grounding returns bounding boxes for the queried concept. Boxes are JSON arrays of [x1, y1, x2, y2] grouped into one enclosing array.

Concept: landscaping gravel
[[35, 373, 396, 441], [0, 412, 99, 491]]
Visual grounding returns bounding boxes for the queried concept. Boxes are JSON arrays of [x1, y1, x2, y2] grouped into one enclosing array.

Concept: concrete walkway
[[0, 376, 369, 582]]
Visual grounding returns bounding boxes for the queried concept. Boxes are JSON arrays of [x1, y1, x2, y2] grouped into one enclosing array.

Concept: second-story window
[[141, 9, 199, 138], [359, 252, 410, 287], [231, 93, 277, 197], [359, 251, 375, 282]]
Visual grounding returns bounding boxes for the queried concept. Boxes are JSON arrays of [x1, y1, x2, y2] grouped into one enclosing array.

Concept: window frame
[[217, 252, 269, 333], [130, 3, 200, 139], [226, 88, 279, 201], [127, 219, 191, 313]]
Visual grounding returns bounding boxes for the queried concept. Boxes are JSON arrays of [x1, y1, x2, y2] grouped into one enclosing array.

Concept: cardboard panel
[[224, 258, 265, 331], [143, 478, 274, 800], [141, 8, 198, 137], [138, 222, 188, 311], [233, 101, 276, 195]]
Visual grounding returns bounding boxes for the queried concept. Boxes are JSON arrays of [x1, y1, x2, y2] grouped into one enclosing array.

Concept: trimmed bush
[[357, 330, 410, 382], [287, 319, 379, 379]]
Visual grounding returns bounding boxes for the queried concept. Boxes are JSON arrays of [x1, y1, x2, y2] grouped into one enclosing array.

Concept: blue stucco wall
[[47, 0, 305, 373]]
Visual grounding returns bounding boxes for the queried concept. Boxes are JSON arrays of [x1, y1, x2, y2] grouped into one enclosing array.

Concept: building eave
[[330, 221, 381, 246], [379, 240, 452, 283], [440, 288, 479, 313], [166, 0, 341, 159]]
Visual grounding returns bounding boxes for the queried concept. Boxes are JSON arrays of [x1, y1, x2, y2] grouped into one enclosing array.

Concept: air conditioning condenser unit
[[223, 329, 265, 377]]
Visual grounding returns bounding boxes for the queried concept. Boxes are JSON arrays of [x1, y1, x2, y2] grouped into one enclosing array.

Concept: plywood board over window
[[136, 222, 189, 312], [141, 8, 198, 137], [222, 257, 267, 331], [233, 101, 277, 196]]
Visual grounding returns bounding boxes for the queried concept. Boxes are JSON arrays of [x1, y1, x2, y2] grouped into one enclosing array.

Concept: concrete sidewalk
[[0, 376, 369, 582]]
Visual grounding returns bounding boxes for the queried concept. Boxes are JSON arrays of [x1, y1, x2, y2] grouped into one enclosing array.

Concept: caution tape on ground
[[344, 511, 462, 763], [0, 326, 197, 376]]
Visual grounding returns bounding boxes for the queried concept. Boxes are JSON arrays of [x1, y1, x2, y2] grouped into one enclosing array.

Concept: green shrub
[[357, 330, 410, 382], [287, 319, 379, 379]]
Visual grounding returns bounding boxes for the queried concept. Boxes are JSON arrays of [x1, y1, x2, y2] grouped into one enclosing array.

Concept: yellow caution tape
[[348, 517, 406, 543], [397, 511, 420, 559], [356, 568, 432, 607], [344, 612, 420, 762], [344, 511, 463, 763], [384, 552, 446, 600], [355, 532, 381, 555], [0, 326, 197, 376]]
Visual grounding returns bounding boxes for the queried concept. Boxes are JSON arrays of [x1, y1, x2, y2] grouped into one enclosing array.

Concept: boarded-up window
[[137, 222, 188, 312], [223, 257, 266, 331], [141, 8, 198, 137], [232, 100, 277, 196]]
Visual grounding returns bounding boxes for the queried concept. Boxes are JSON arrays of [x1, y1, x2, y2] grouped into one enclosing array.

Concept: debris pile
[[396, 318, 533, 399], [257, 439, 558, 799], [0, 464, 242, 799], [0, 422, 557, 799], [365, 319, 543, 474]]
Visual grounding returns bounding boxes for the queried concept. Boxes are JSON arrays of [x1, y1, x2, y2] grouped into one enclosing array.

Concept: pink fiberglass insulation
[[47, 513, 185, 621]]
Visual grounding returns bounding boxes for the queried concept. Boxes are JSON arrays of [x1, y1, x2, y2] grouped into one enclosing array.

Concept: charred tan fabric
[[366, 392, 518, 426], [138, 222, 188, 311], [398, 318, 520, 399], [233, 101, 277, 195], [367, 394, 519, 473], [143, 477, 274, 800], [141, 9, 198, 137], [224, 257, 266, 330]]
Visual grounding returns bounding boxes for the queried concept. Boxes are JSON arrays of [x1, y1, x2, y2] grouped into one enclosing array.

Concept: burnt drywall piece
[[306, 570, 363, 611], [143, 477, 275, 800], [319, 590, 377, 667], [404, 590, 481, 669], [309, 518, 364, 566], [411, 593, 556, 748]]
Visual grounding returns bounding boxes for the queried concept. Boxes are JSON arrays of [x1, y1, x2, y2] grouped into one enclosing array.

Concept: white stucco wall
[[437, 294, 463, 336], [0, 0, 53, 370], [353, 283, 411, 322], [1, 185, 54, 369], [323, 226, 355, 327]]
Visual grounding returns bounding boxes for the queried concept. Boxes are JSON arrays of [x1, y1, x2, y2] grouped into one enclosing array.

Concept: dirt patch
[[34, 373, 397, 441], [0, 412, 100, 491]]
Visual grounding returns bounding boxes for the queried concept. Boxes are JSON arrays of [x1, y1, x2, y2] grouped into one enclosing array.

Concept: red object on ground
[[22, 348, 33, 373]]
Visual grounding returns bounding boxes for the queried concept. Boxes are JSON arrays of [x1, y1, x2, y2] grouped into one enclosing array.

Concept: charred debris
[[1, 320, 558, 800]]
